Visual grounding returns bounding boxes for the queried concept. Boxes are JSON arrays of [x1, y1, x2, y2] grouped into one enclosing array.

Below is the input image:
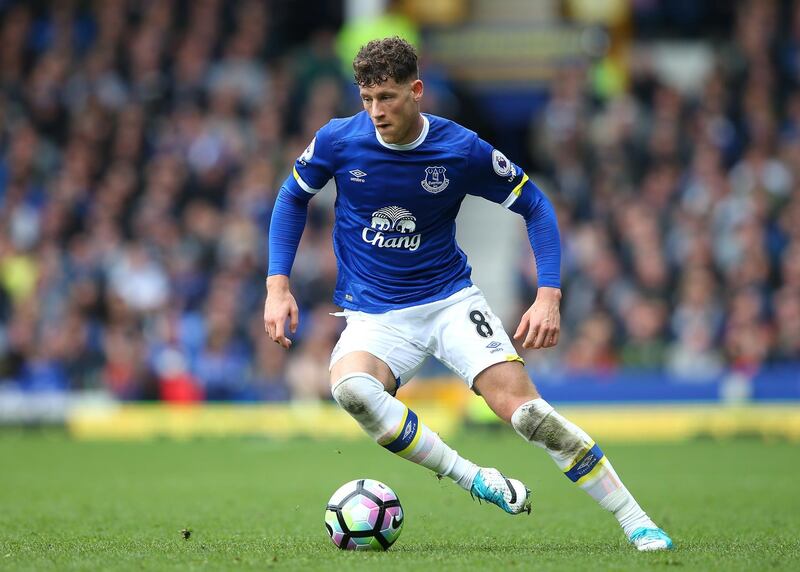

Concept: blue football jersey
[[281, 111, 537, 313]]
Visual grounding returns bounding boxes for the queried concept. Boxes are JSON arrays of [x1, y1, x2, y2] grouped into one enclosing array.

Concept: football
[[324, 479, 404, 551]]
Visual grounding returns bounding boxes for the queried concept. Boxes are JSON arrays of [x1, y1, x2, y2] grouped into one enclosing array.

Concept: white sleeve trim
[[501, 191, 520, 209], [293, 167, 321, 194], [501, 173, 529, 209]]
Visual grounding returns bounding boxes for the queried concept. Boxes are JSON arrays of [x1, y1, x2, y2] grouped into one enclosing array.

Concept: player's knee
[[331, 373, 385, 417], [473, 362, 539, 422], [510, 399, 552, 441], [511, 399, 590, 456]]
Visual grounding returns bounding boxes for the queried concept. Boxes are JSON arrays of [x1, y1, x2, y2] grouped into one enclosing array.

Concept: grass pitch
[[1, 430, 798, 571]]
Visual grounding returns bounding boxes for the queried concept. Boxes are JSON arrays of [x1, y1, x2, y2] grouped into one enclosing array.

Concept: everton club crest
[[421, 166, 449, 194]]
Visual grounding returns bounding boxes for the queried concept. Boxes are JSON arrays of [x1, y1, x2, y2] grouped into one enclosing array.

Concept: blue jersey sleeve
[[267, 123, 337, 277], [466, 137, 529, 207], [267, 182, 312, 277], [285, 123, 336, 197], [467, 137, 561, 288], [509, 182, 561, 288]]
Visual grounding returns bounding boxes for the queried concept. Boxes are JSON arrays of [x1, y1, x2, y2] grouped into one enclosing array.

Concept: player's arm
[[465, 137, 562, 349], [508, 182, 562, 350], [264, 185, 310, 348], [264, 131, 334, 348]]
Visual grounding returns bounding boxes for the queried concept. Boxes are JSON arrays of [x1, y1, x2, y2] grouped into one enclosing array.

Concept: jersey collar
[[375, 114, 429, 151]]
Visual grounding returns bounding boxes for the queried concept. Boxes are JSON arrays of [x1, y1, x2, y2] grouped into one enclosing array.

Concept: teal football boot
[[629, 527, 674, 551], [470, 468, 531, 515]]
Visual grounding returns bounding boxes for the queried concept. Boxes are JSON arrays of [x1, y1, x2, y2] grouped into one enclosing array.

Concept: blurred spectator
[[666, 321, 725, 382], [619, 297, 668, 370], [108, 244, 169, 313], [562, 311, 618, 373]]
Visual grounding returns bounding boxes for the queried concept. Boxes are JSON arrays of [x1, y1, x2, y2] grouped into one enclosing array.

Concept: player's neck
[[397, 113, 424, 145]]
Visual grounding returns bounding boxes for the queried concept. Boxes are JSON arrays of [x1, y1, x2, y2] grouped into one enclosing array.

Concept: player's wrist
[[266, 274, 291, 293], [536, 286, 561, 301]]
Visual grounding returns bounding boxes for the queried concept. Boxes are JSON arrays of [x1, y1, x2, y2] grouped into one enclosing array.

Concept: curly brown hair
[[353, 37, 418, 87]]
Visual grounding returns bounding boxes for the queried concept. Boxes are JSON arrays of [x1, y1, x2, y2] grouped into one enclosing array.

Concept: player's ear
[[411, 79, 423, 102]]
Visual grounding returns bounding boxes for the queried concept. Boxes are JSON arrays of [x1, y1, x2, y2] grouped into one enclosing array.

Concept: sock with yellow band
[[332, 373, 478, 490], [511, 398, 658, 538]]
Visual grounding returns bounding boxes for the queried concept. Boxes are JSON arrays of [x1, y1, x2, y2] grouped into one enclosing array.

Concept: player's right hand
[[264, 275, 299, 349]]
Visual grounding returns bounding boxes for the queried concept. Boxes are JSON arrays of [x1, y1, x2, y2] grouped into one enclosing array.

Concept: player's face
[[360, 78, 424, 145]]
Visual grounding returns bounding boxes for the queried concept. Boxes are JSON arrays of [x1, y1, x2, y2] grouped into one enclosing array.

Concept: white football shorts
[[329, 285, 524, 388]]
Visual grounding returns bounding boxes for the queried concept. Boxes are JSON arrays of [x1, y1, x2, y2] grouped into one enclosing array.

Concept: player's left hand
[[514, 287, 561, 349]]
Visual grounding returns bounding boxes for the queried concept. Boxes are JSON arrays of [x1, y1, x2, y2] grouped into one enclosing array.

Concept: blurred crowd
[[524, 0, 800, 379], [0, 0, 797, 402], [0, 0, 347, 401]]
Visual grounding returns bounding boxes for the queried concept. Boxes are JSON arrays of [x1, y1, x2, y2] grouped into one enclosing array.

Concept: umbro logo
[[576, 454, 596, 475], [486, 340, 503, 354], [402, 421, 416, 441], [349, 169, 367, 182]]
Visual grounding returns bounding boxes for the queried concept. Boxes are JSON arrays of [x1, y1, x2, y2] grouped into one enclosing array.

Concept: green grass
[[0, 431, 798, 571]]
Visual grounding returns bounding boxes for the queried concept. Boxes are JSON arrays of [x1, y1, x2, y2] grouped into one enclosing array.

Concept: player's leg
[[330, 352, 480, 491], [474, 361, 673, 551], [328, 316, 482, 498], [428, 287, 533, 515]]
